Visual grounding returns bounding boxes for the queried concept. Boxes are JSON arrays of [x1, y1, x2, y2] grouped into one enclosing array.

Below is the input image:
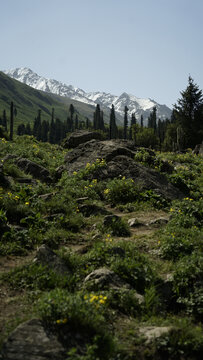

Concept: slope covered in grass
[[0, 135, 203, 359]]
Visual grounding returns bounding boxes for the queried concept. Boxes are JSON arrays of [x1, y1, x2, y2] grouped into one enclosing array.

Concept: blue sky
[[1, 0, 203, 108]]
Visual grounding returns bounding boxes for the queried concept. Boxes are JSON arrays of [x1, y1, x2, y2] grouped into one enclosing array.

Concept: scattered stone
[[33, 244, 70, 275], [83, 268, 131, 291], [76, 197, 89, 203], [1, 318, 66, 360], [193, 144, 203, 156], [16, 158, 52, 183], [138, 326, 172, 344], [128, 218, 145, 227], [147, 217, 169, 227], [63, 130, 103, 149], [78, 204, 110, 217]]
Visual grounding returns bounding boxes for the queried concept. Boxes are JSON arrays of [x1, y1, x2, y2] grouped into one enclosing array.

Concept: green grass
[[0, 136, 203, 358]]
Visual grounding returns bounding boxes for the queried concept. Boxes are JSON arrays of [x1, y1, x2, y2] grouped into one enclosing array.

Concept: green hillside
[[0, 72, 108, 129]]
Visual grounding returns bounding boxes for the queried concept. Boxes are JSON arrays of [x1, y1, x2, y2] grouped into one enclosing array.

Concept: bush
[[38, 289, 114, 359], [155, 322, 203, 359]]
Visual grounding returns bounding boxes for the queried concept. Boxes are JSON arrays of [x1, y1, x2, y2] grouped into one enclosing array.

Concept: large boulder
[[193, 144, 203, 156], [16, 158, 52, 183], [63, 131, 103, 149], [64, 139, 137, 174], [33, 245, 70, 275], [63, 139, 184, 201], [83, 267, 131, 291], [1, 319, 66, 360]]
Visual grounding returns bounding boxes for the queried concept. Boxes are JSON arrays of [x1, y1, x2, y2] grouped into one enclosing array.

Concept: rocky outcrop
[[138, 326, 172, 344], [1, 319, 66, 360], [63, 131, 103, 149], [33, 245, 70, 275], [193, 144, 203, 156], [62, 139, 184, 201], [16, 158, 52, 183], [83, 267, 131, 291]]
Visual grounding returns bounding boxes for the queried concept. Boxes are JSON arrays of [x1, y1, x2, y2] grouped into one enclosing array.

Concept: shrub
[[155, 322, 203, 359], [38, 289, 114, 359]]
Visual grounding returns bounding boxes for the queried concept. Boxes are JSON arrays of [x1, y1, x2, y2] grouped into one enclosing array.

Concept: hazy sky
[[1, 0, 203, 108]]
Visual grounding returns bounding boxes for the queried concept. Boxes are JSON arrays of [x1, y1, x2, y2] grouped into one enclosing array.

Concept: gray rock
[[63, 130, 103, 149], [193, 144, 203, 156], [128, 218, 145, 227], [63, 139, 185, 201], [16, 158, 52, 183], [83, 268, 131, 291], [1, 318, 66, 360], [147, 217, 169, 227], [33, 245, 70, 275], [138, 326, 172, 344]]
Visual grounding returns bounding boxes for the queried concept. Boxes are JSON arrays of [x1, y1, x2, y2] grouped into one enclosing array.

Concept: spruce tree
[[69, 104, 75, 130], [174, 76, 203, 148], [123, 106, 129, 139], [109, 104, 117, 139], [140, 114, 144, 128], [9, 101, 14, 141], [130, 113, 136, 140]]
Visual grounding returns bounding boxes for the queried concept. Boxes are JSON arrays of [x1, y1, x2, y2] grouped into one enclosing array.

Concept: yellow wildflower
[[104, 189, 110, 195], [25, 202, 29, 206], [73, 171, 77, 175]]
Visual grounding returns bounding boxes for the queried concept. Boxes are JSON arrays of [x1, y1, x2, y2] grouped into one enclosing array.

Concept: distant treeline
[[0, 76, 202, 150]]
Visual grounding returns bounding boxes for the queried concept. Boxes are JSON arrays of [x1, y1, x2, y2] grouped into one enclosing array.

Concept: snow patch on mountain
[[3, 67, 172, 124]]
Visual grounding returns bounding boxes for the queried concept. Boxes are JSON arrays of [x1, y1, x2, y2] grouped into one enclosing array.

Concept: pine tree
[[93, 104, 101, 130], [41, 120, 49, 142], [174, 76, 203, 148], [148, 106, 157, 133], [9, 101, 14, 141], [109, 104, 118, 139], [69, 104, 75, 130], [123, 106, 128, 139], [140, 114, 144, 128], [17, 123, 26, 135], [25, 122, 32, 135], [129, 113, 136, 140]]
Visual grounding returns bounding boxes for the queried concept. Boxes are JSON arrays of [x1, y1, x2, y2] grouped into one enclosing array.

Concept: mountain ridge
[[4, 67, 172, 124]]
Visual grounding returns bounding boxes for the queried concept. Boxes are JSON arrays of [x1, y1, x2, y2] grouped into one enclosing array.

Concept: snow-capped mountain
[[3, 67, 171, 124]]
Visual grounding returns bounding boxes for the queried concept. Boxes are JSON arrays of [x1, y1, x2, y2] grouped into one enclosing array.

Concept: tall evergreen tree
[[69, 104, 75, 129], [129, 113, 136, 140], [123, 106, 129, 139], [9, 101, 14, 141], [109, 104, 117, 139], [25, 122, 32, 135], [174, 76, 203, 148], [140, 114, 144, 128], [17, 123, 26, 136], [41, 120, 49, 142], [148, 106, 157, 133]]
